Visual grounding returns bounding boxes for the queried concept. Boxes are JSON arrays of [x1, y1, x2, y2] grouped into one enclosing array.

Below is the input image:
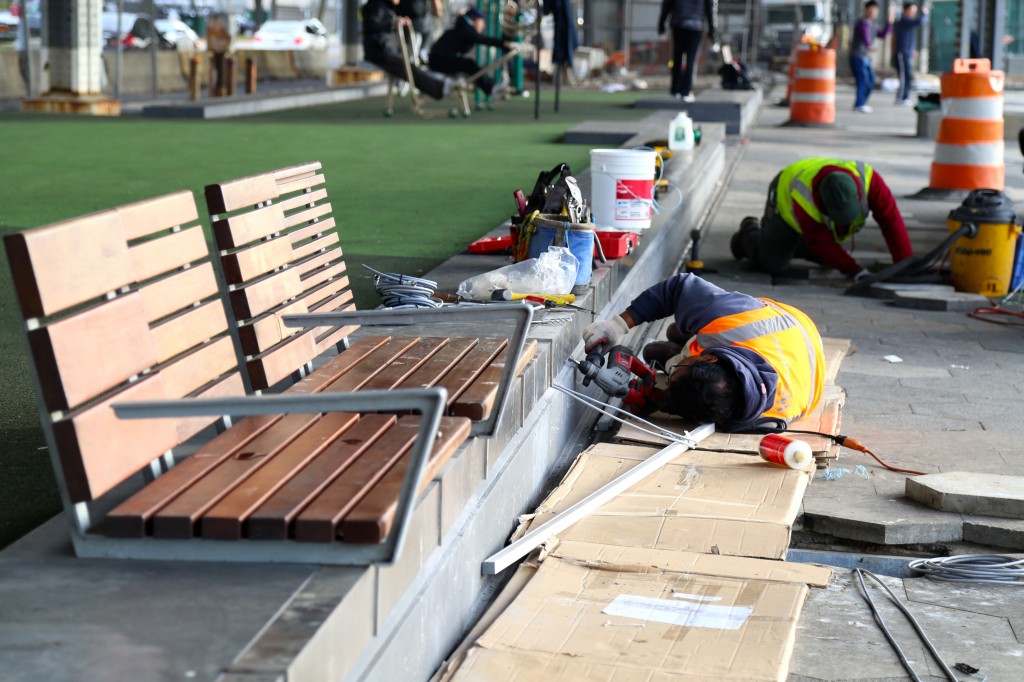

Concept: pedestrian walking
[[657, 0, 717, 102], [892, 2, 928, 106], [850, 0, 894, 113]]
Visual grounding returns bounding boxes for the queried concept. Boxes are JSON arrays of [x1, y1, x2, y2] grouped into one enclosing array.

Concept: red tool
[[513, 189, 527, 216], [467, 235, 514, 254], [576, 345, 664, 413]]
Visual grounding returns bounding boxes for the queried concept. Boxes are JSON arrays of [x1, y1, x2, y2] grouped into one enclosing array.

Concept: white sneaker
[[854, 105, 873, 113], [899, 99, 914, 107], [682, 93, 696, 102], [490, 83, 509, 100]]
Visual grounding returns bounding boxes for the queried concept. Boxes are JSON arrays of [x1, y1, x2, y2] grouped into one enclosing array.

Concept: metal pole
[[623, 0, 631, 73], [533, 17, 540, 119], [17, 0, 32, 96], [149, 0, 158, 98], [959, 0, 975, 58], [991, 0, 1006, 69], [115, 0, 124, 100]]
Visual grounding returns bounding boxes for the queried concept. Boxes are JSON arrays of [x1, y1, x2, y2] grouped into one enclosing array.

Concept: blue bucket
[[527, 215, 595, 286]]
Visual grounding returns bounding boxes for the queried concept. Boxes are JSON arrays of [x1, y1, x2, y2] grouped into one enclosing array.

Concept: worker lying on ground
[[428, 8, 515, 98], [582, 273, 825, 429], [730, 158, 914, 282], [362, 0, 458, 100]]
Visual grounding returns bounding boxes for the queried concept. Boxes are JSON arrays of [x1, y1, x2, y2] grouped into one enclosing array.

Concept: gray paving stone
[[962, 516, 1024, 550], [906, 472, 1024, 519], [867, 282, 956, 300], [890, 290, 993, 311], [803, 487, 963, 545]]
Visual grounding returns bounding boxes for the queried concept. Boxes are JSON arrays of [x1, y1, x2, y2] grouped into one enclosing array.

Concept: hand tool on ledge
[[491, 289, 576, 305]]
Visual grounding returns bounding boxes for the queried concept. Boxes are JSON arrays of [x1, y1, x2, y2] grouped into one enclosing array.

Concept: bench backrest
[[204, 161, 356, 390], [5, 191, 244, 513]]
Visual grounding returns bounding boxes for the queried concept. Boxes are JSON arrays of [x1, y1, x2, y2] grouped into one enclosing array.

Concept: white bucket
[[589, 149, 657, 230]]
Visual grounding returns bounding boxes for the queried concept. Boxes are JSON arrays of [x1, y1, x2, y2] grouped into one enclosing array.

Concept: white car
[[251, 19, 328, 50], [0, 10, 18, 42], [155, 19, 203, 51]]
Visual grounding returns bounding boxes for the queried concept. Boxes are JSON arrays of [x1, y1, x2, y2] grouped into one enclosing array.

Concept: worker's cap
[[464, 7, 485, 21], [819, 173, 861, 226]]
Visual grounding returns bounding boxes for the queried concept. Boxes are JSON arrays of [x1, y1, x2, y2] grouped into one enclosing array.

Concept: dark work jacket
[[362, 0, 400, 57], [397, 0, 429, 20], [658, 0, 716, 35], [429, 14, 504, 63]]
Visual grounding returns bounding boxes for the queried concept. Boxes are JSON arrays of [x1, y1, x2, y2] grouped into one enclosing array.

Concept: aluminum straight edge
[[281, 303, 533, 438], [480, 421, 716, 576], [112, 389, 446, 566]]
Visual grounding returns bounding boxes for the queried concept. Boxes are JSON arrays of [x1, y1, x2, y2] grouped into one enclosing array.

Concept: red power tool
[[576, 345, 664, 414]]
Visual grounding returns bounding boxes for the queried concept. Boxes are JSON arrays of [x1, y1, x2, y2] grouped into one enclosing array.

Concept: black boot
[[730, 216, 761, 261]]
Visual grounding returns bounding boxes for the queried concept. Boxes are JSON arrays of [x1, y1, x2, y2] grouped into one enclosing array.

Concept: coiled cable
[[908, 554, 1024, 584], [362, 264, 443, 309]]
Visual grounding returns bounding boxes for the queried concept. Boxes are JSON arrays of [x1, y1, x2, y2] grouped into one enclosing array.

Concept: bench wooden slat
[[105, 413, 285, 537], [151, 413, 322, 538], [150, 300, 230, 365], [247, 332, 319, 390], [341, 417, 471, 543], [292, 416, 420, 543], [238, 298, 309, 355], [288, 336, 391, 393], [201, 412, 361, 540], [275, 166, 324, 195], [138, 263, 219, 323], [292, 231, 340, 262], [159, 336, 239, 399], [205, 174, 280, 215], [360, 337, 448, 391], [29, 292, 156, 411], [129, 226, 208, 283], [53, 375, 179, 503], [275, 187, 328, 215], [397, 337, 478, 389], [115, 190, 199, 241], [307, 280, 353, 314], [453, 340, 538, 420], [433, 339, 507, 408], [287, 217, 337, 248], [293, 250, 341, 279], [175, 373, 246, 443], [282, 203, 332, 230], [221, 237, 294, 285], [274, 160, 323, 181], [213, 203, 285, 249], [246, 414, 396, 540], [318, 337, 421, 393], [229, 268, 302, 320], [4, 211, 129, 318], [299, 262, 346, 292]]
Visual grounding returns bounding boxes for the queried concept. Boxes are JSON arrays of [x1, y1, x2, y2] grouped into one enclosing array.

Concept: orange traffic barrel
[[929, 59, 1005, 191], [788, 46, 835, 126]]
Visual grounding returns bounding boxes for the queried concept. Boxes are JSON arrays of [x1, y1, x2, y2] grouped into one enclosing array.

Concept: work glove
[[583, 315, 629, 352], [853, 268, 872, 283]]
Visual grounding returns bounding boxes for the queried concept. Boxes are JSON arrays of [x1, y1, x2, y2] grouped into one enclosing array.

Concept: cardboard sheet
[[527, 443, 809, 560], [452, 544, 826, 682]]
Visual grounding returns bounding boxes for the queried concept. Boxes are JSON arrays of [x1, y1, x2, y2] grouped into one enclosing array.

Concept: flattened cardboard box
[[528, 443, 808, 559], [451, 543, 831, 682]]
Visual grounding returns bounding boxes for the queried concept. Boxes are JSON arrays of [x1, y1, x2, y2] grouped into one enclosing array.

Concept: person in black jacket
[[429, 8, 514, 97], [362, 0, 454, 100], [658, 0, 717, 101]]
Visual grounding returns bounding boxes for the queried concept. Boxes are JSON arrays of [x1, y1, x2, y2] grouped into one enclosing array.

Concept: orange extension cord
[[787, 430, 928, 476]]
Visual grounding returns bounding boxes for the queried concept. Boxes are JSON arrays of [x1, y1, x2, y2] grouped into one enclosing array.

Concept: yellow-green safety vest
[[776, 158, 873, 243], [687, 298, 825, 422]]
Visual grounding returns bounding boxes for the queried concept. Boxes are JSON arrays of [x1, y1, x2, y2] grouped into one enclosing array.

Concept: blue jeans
[[895, 52, 913, 101], [849, 55, 875, 108]]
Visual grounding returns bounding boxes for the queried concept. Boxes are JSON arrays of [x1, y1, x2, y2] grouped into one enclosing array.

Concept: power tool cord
[[853, 568, 962, 682], [786, 429, 927, 476], [907, 554, 1024, 584]]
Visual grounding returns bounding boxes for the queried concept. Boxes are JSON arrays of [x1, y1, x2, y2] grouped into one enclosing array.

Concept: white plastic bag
[[457, 247, 579, 302]]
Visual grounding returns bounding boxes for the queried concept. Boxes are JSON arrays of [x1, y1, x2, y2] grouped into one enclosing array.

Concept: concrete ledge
[[634, 88, 763, 135], [142, 81, 388, 119]]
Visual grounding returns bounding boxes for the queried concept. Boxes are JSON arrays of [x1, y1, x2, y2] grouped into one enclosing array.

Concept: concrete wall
[[0, 52, 27, 99]]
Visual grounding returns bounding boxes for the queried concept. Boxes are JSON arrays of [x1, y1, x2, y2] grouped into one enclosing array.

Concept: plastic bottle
[[758, 434, 813, 470], [668, 112, 695, 152]]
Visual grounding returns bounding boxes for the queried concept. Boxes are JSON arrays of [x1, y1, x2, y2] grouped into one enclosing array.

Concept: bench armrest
[[281, 303, 534, 437], [113, 388, 447, 566]]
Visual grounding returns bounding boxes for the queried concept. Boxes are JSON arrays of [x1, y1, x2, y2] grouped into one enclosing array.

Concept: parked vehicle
[[154, 19, 203, 50], [251, 19, 328, 50], [0, 10, 18, 42], [760, 0, 833, 58]]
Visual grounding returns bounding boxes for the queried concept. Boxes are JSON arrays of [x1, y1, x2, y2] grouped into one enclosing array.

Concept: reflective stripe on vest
[[696, 311, 797, 348], [762, 299, 820, 412]]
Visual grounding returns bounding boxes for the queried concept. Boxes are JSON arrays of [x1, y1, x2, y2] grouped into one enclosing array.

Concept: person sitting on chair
[[362, 0, 456, 100], [428, 8, 514, 98]]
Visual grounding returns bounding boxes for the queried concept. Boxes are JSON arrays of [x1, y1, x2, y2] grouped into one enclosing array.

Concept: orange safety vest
[[687, 298, 825, 422]]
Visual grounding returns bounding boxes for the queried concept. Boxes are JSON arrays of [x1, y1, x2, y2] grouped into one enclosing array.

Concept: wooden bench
[[203, 161, 536, 437], [4, 190, 493, 565]]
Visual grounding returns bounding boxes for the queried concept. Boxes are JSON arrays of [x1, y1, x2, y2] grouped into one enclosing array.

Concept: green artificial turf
[[0, 89, 648, 548]]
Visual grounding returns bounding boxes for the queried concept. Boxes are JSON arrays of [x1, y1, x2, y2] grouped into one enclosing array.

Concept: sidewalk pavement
[[695, 82, 1024, 680]]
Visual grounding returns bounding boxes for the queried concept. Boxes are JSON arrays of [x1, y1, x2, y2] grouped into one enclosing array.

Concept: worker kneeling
[[362, 0, 457, 100], [582, 273, 825, 430], [428, 8, 514, 98], [731, 158, 914, 282]]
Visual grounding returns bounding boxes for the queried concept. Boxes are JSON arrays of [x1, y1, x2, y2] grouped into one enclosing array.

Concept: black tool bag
[[516, 163, 590, 225]]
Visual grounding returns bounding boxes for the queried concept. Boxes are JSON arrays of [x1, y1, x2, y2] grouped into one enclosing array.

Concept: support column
[[22, 0, 120, 115]]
